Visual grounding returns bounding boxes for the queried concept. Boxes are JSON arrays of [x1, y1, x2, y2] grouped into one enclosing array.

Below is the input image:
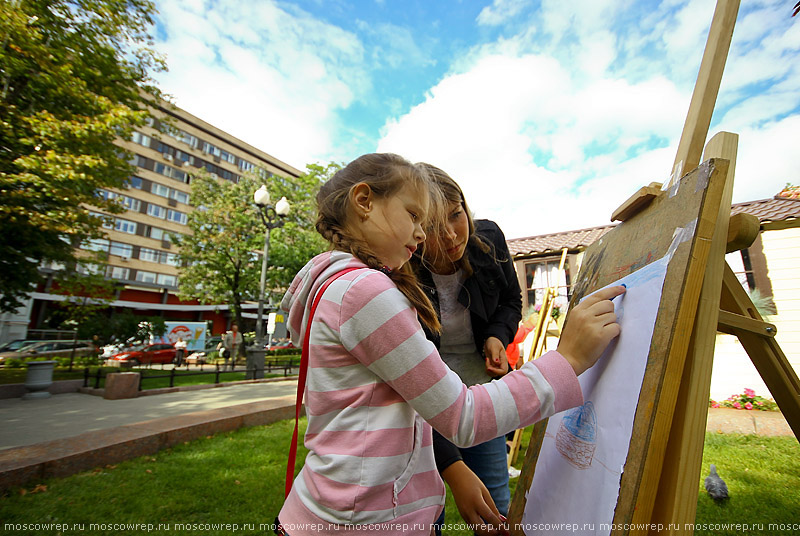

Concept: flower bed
[[709, 388, 778, 411]]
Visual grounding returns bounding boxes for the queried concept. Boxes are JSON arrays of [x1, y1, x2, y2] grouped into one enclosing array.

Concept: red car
[[111, 343, 176, 366]]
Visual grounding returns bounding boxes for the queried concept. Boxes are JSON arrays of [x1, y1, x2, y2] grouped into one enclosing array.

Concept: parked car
[[111, 343, 176, 366], [0, 340, 96, 366], [0, 339, 38, 353]]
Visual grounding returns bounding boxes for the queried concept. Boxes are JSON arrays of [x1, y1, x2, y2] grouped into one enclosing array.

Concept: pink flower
[[745, 402, 753, 410], [756, 401, 763, 406], [744, 388, 756, 398], [711, 402, 720, 408], [732, 401, 741, 409]]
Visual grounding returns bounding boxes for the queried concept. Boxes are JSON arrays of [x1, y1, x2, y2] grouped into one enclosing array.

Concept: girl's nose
[[414, 224, 426, 243], [445, 223, 457, 241]]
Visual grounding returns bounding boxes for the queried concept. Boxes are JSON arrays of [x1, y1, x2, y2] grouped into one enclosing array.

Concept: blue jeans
[[435, 435, 510, 534]]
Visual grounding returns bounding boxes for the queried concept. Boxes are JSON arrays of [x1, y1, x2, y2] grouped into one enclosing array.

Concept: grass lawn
[[0, 421, 797, 536]]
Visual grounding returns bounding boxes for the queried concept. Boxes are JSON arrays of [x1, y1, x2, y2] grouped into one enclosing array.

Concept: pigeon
[[704, 464, 729, 501]]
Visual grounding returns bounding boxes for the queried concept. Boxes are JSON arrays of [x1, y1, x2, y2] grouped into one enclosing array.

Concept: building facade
[[20, 100, 302, 339]]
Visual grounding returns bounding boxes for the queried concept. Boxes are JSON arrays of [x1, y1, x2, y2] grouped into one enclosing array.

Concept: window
[[167, 209, 187, 225], [239, 159, 255, 172], [203, 142, 221, 157], [130, 154, 149, 168], [176, 150, 193, 165], [165, 253, 179, 266], [151, 183, 170, 198], [147, 204, 167, 219], [89, 211, 113, 229], [114, 218, 137, 234], [126, 176, 143, 189], [132, 131, 151, 147], [81, 238, 109, 252], [99, 190, 141, 212], [136, 271, 157, 284], [170, 189, 189, 204], [109, 242, 133, 258], [157, 274, 177, 287], [524, 258, 571, 312], [139, 247, 161, 263], [220, 150, 236, 164], [108, 266, 130, 280], [154, 162, 187, 183]]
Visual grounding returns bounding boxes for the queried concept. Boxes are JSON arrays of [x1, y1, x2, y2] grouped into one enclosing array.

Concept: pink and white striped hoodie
[[278, 251, 583, 536]]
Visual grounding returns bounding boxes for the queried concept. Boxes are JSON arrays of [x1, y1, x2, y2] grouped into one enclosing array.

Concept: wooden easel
[[509, 1, 800, 534], [508, 248, 568, 467]]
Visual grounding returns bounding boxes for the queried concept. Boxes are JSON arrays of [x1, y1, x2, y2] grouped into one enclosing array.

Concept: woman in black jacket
[[413, 164, 522, 534]]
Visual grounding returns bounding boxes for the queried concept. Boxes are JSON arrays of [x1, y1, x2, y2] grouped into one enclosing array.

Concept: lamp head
[[275, 196, 291, 216], [254, 185, 270, 206]]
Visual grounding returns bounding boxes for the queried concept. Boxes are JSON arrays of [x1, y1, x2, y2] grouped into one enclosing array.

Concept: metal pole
[[255, 222, 271, 346]]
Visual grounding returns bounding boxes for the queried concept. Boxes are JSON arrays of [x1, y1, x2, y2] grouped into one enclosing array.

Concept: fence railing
[[82, 357, 300, 391]]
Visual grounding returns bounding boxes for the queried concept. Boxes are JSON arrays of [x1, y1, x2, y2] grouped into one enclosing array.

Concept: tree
[[173, 165, 335, 329], [0, 0, 165, 312]]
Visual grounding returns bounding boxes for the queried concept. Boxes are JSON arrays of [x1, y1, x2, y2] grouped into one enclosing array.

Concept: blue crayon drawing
[[556, 401, 597, 469]]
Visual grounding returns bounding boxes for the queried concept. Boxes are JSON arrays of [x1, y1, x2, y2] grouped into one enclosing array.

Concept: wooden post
[[669, 0, 740, 186]]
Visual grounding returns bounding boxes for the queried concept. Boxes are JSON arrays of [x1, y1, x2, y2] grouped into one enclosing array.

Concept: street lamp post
[[253, 185, 290, 349]]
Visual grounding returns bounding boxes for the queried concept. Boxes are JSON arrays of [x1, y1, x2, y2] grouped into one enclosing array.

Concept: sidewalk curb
[[0, 397, 299, 493]]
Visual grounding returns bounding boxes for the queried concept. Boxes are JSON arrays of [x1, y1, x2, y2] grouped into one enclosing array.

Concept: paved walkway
[[0, 380, 299, 450]]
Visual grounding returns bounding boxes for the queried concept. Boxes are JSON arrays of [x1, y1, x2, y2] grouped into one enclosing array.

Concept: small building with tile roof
[[506, 191, 800, 401]]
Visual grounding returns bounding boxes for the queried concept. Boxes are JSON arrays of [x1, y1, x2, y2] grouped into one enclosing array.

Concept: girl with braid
[[277, 153, 625, 536]]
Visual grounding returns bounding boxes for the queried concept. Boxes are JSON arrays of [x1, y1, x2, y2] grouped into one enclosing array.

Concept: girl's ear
[[350, 182, 373, 219]]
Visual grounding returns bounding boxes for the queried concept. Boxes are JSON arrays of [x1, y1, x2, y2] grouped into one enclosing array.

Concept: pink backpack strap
[[285, 267, 360, 498]]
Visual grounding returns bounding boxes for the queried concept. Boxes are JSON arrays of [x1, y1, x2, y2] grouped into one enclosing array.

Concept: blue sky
[[151, 0, 800, 238]]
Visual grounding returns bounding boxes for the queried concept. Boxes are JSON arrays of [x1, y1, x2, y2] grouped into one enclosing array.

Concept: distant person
[[222, 324, 242, 370], [174, 337, 187, 366]]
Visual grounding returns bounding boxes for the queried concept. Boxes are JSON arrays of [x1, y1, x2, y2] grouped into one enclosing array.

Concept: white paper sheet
[[520, 255, 670, 536]]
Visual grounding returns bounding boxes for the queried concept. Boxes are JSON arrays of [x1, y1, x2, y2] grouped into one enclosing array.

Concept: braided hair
[[315, 153, 442, 333]]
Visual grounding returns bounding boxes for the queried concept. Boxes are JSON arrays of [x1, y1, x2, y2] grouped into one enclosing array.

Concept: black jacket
[[416, 219, 523, 471]]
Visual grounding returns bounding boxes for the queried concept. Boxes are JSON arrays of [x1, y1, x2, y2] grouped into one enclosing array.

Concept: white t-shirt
[[431, 270, 491, 387]]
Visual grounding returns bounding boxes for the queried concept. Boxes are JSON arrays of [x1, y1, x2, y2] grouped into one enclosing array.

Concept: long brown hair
[[415, 163, 491, 278], [315, 153, 442, 333]]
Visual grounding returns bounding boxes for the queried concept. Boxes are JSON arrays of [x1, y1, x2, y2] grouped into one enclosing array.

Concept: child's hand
[[441, 461, 508, 535], [484, 337, 509, 376], [557, 285, 626, 376]]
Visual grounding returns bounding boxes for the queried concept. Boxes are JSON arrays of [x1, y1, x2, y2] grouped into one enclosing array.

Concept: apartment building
[[21, 100, 303, 337]]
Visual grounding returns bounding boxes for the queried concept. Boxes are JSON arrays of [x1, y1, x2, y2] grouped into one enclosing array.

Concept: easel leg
[[719, 264, 800, 437], [649, 132, 739, 534]]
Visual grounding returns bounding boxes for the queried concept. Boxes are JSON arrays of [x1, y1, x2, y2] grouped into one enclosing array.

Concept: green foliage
[[0, 0, 166, 312], [70, 310, 166, 346], [4, 358, 23, 369], [746, 288, 777, 317], [173, 164, 333, 327]]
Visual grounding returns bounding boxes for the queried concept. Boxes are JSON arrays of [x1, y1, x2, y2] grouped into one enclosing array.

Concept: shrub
[[4, 358, 23, 368], [709, 387, 778, 411]]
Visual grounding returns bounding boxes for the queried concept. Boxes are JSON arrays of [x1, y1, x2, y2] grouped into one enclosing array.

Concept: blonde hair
[[415, 163, 491, 278], [315, 153, 442, 333]]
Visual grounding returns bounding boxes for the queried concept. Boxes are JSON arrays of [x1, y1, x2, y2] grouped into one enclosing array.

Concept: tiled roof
[[508, 195, 800, 257], [508, 225, 615, 257]]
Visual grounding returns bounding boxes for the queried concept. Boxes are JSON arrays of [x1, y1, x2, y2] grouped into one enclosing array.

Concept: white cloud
[[376, 0, 800, 239], [476, 0, 530, 26], [153, 0, 367, 169]]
